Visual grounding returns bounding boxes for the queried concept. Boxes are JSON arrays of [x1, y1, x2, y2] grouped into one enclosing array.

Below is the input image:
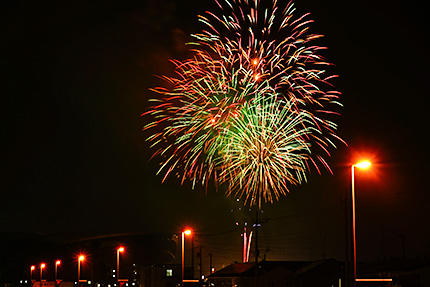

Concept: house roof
[[210, 262, 255, 277], [208, 261, 313, 278]]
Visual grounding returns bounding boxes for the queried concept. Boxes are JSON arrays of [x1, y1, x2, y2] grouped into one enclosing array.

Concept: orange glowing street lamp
[[40, 263, 46, 281], [351, 160, 371, 286], [116, 246, 125, 282], [30, 265, 36, 281], [181, 228, 193, 284], [77, 255, 85, 282], [55, 260, 61, 281]]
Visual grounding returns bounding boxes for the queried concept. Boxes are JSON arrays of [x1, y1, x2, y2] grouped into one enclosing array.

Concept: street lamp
[[182, 228, 193, 284], [30, 265, 36, 282], [116, 246, 125, 282], [40, 263, 46, 281], [55, 260, 61, 281], [78, 255, 85, 282], [351, 160, 371, 286]]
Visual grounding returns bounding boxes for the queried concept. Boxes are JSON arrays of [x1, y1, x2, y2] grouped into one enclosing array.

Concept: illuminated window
[[166, 269, 173, 277]]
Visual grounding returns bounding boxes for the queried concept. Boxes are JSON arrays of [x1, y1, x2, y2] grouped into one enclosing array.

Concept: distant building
[[137, 264, 196, 287], [358, 260, 430, 287]]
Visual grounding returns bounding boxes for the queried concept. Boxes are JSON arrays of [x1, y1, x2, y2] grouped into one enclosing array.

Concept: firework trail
[[144, 0, 342, 206]]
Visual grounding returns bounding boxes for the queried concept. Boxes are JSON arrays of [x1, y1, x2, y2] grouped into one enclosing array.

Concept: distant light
[[113, 275, 116, 278], [88, 281, 91, 285], [201, 275, 205, 279], [78, 255, 85, 262], [254, 73, 261, 81], [113, 270, 116, 273], [40, 263, 46, 269], [31, 266, 36, 271], [25, 280, 27, 283], [97, 284, 100, 287], [252, 58, 259, 65], [118, 246, 125, 253], [20, 281, 23, 284], [132, 283, 135, 286], [184, 229, 192, 236], [166, 269, 173, 277], [56, 260, 61, 265], [211, 267, 215, 273], [126, 284, 128, 287], [355, 160, 371, 169]]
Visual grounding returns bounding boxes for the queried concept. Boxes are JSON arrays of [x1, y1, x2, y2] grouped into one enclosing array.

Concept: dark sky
[[4, 0, 429, 268]]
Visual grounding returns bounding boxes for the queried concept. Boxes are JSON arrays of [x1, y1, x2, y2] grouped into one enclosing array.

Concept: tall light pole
[[55, 260, 61, 281], [351, 160, 371, 286], [30, 265, 36, 282], [78, 255, 85, 282], [40, 263, 46, 282], [116, 246, 125, 282], [182, 228, 192, 285]]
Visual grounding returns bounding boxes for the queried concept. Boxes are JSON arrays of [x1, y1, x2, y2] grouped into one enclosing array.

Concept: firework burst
[[144, 0, 342, 206], [220, 91, 319, 206]]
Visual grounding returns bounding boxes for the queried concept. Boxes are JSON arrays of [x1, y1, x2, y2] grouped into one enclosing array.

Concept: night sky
[[4, 0, 429, 270]]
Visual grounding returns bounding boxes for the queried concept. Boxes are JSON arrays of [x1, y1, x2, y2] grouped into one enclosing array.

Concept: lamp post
[[55, 260, 61, 281], [182, 228, 192, 285], [40, 263, 46, 282], [78, 255, 85, 282], [116, 246, 125, 282], [30, 266, 36, 282], [351, 160, 371, 286]]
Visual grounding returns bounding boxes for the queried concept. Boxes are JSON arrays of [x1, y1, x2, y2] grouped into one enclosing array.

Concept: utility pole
[[199, 246, 202, 280], [191, 237, 195, 279], [255, 209, 259, 264], [400, 234, 406, 260], [209, 253, 213, 274], [344, 189, 351, 287], [254, 208, 261, 287]]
